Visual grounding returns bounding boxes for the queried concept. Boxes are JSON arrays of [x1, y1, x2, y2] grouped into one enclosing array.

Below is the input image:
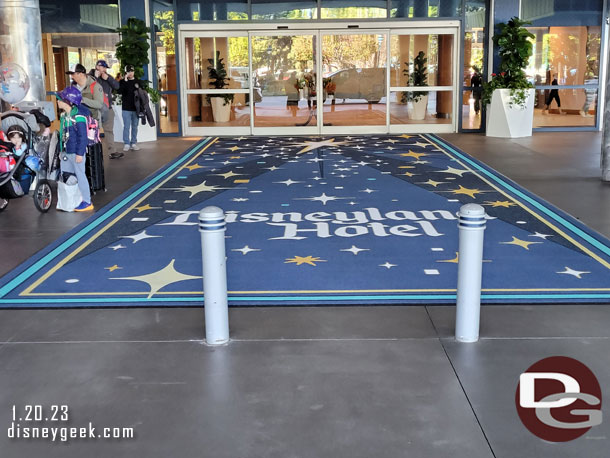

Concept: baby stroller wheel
[[33, 180, 53, 213], [0, 198, 8, 213]]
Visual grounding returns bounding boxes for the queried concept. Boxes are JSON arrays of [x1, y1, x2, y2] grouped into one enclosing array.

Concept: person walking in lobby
[[118, 65, 142, 152], [542, 73, 563, 115], [92, 60, 122, 159]]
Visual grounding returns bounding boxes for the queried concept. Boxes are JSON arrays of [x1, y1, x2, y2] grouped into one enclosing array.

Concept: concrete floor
[[1, 133, 610, 457]]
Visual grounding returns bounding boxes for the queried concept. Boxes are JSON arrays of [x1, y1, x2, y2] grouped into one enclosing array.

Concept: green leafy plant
[[115, 17, 161, 104], [401, 51, 428, 103], [115, 17, 150, 80], [482, 17, 535, 108], [206, 51, 234, 106]]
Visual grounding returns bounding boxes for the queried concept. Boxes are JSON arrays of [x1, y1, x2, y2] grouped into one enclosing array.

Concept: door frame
[[178, 20, 460, 136]]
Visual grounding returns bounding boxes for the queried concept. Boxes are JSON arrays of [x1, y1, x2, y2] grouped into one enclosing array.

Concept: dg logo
[[516, 356, 603, 442]]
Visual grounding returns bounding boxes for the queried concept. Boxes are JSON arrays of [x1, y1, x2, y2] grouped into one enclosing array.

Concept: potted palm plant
[[482, 17, 535, 137], [207, 51, 233, 123], [402, 51, 429, 120]]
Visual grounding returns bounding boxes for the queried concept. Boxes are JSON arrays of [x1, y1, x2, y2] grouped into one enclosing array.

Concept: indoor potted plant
[[482, 17, 535, 137], [402, 51, 428, 120], [207, 50, 233, 123]]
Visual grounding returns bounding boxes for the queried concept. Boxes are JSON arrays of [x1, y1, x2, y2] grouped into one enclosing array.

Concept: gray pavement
[[1, 133, 609, 457]]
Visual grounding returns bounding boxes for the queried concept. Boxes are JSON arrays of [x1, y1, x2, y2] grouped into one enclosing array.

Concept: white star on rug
[[120, 230, 162, 244], [274, 179, 303, 186], [110, 259, 201, 298], [557, 267, 591, 279], [435, 166, 470, 177], [341, 245, 370, 255], [530, 232, 553, 240], [169, 180, 228, 198], [379, 262, 397, 269], [232, 245, 261, 255], [411, 141, 431, 148], [292, 138, 349, 154], [360, 188, 377, 194], [109, 244, 126, 251], [232, 198, 249, 202], [296, 193, 350, 205]]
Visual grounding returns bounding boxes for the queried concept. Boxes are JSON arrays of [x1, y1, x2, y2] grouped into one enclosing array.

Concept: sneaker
[[131, 144, 140, 151], [74, 201, 94, 212], [109, 152, 125, 159], [123, 144, 130, 152]]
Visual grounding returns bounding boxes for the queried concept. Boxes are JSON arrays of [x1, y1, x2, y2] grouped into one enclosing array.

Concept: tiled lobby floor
[[1, 132, 609, 457]]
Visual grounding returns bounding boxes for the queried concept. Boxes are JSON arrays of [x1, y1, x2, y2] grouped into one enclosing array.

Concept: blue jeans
[[122, 109, 139, 145]]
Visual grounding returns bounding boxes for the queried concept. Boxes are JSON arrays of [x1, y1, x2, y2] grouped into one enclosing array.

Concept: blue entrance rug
[[1, 135, 609, 307]]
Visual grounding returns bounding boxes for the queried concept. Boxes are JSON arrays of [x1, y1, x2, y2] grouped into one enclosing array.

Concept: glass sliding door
[[321, 31, 388, 134], [180, 23, 459, 136], [389, 28, 457, 133], [181, 32, 250, 136], [251, 32, 318, 135]]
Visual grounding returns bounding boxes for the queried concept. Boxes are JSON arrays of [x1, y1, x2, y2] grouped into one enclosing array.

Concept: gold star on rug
[[134, 204, 161, 213], [500, 236, 542, 250], [398, 134, 416, 139], [105, 265, 122, 272], [285, 255, 327, 266], [399, 150, 427, 160], [183, 163, 205, 172], [450, 185, 484, 199], [213, 170, 243, 179], [484, 200, 516, 208], [419, 179, 446, 187], [437, 252, 459, 263], [398, 166, 416, 169], [110, 259, 201, 298], [227, 146, 240, 152], [436, 252, 492, 264], [402, 172, 417, 177], [229, 155, 241, 159]]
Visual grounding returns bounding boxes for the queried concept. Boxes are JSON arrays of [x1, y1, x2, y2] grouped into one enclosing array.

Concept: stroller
[[0, 112, 57, 213]]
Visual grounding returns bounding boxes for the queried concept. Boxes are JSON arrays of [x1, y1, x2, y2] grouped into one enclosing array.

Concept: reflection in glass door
[[251, 33, 317, 134], [321, 32, 388, 132]]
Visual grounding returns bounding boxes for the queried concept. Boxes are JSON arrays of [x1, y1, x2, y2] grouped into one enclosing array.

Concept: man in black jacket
[[92, 60, 121, 158], [118, 65, 141, 152]]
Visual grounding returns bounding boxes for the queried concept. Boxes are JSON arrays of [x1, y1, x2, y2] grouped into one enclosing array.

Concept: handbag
[[56, 174, 82, 212]]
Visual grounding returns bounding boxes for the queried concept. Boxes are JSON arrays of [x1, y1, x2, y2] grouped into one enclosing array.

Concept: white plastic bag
[[56, 179, 82, 212]]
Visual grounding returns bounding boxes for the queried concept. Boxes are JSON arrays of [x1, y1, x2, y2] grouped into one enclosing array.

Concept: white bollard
[[455, 203, 487, 343], [199, 206, 229, 345]]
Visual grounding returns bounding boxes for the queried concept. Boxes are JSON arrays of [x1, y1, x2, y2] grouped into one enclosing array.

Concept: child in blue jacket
[[56, 86, 93, 211]]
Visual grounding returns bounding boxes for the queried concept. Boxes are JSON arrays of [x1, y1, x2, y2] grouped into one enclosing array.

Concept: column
[[0, 0, 46, 103]]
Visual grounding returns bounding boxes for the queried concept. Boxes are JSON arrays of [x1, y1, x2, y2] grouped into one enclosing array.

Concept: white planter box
[[210, 97, 232, 123], [486, 88, 535, 138], [113, 105, 157, 144], [409, 94, 429, 120]]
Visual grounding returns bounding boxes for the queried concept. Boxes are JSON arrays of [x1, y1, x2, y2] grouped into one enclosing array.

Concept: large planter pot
[[210, 97, 232, 123], [486, 88, 535, 138], [112, 105, 157, 143], [409, 94, 429, 120]]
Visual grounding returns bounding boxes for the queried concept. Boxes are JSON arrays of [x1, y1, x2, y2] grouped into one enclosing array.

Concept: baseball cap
[[66, 63, 87, 75], [124, 64, 135, 73], [96, 60, 109, 68]]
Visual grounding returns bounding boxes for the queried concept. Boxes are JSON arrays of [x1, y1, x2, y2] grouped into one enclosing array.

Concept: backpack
[[90, 80, 110, 109], [86, 116, 100, 145]]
